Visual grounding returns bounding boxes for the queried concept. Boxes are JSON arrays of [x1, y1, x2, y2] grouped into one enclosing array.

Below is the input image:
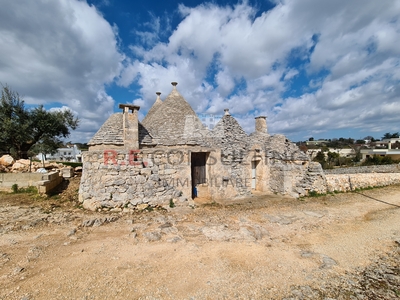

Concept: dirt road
[[1, 179, 399, 299]]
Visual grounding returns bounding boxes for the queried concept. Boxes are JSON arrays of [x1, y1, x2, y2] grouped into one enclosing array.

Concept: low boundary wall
[[0, 172, 63, 193], [325, 173, 400, 192], [324, 164, 400, 174]]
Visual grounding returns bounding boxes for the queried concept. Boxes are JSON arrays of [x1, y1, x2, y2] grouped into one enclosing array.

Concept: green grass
[[11, 184, 38, 194]]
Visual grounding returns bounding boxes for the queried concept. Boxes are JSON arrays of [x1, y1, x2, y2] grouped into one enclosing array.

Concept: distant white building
[[360, 138, 400, 160], [305, 139, 328, 146], [382, 138, 400, 144], [36, 145, 82, 162], [360, 148, 400, 161], [307, 148, 356, 159]]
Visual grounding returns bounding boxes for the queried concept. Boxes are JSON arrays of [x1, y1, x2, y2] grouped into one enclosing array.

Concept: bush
[[362, 155, 400, 166], [11, 184, 18, 193], [11, 184, 38, 194]]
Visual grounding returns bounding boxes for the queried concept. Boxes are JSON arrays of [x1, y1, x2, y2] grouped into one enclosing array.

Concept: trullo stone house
[[79, 82, 327, 210]]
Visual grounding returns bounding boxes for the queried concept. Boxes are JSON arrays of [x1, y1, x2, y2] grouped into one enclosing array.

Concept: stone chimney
[[255, 116, 267, 134], [119, 104, 140, 149]]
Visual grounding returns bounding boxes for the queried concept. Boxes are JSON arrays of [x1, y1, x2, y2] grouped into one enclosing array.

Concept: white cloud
[[283, 69, 299, 81], [2, 0, 399, 142], [0, 0, 123, 141], [121, 0, 400, 140], [215, 68, 235, 97]]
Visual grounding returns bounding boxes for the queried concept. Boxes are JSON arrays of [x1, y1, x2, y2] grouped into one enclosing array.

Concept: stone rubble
[[0, 154, 81, 175]]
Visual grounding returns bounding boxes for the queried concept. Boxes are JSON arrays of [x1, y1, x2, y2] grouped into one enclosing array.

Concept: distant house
[[36, 145, 82, 162], [307, 148, 356, 160], [361, 139, 400, 161], [305, 139, 328, 146]]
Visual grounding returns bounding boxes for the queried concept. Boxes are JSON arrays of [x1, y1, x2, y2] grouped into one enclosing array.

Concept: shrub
[[362, 155, 400, 166], [169, 199, 175, 208], [11, 184, 18, 193], [11, 184, 37, 194]]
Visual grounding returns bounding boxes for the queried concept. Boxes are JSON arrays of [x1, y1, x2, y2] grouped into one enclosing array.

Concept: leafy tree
[[309, 137, 314, 141], [321, 146, 329, 152], [392, 132, 399, 138], [0, 85, 31, 155], [313, 151, 325, 163], [0, 85, 79, 159], [362, 154, 399, 165], [382, 132, 399, 139], [327, 151, 339, 166], [30, 136, 63, 160]]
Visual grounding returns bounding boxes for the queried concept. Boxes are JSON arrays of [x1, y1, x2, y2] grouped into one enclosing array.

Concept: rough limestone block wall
[[294, 162, 327, 196], [326, 173, 400, 192], [265, 135, 327, 197], [79, 150, 190, 211], [220, 152, 252, 196], [268, 161, 327, 197]]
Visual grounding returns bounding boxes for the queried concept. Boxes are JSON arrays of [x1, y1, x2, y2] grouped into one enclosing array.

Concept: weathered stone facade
[[79, 82, 326, 210]]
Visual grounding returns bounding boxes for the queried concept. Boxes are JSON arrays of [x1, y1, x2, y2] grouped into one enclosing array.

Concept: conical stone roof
[[143, 82, 209, 145], [142, 92, 163, 126], [211, 109, 249, 153], [88, 113, 153, 146], [88, 114, 124, 146]]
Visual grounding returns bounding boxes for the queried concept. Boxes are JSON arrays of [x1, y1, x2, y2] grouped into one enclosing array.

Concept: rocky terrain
[[0, 178, 399, 299]]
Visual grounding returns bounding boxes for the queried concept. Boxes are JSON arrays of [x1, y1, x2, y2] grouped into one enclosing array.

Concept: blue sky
[[0, 0, 399, 143]]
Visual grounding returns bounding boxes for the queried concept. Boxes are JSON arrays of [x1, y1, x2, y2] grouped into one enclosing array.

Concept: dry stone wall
[[79, 150, 192, 211], [324, 164, 400, 174], [264, 135, 327, 197], [269, 161, 327, 197], [326, 173, 400, 192]]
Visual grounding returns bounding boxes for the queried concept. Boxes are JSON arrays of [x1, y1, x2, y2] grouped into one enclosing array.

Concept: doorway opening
[[191, 152, 207, 198], [251, 160, 260, 190]]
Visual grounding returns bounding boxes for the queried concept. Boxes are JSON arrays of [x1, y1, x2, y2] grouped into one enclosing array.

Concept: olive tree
[[0, 85, 79, 159]]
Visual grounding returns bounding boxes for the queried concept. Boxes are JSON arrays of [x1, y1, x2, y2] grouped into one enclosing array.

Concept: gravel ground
[[0, 178, 399, 299]]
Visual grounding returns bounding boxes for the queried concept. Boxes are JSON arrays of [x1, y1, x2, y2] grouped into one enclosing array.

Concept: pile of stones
[[0, 154, 81, 174]]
